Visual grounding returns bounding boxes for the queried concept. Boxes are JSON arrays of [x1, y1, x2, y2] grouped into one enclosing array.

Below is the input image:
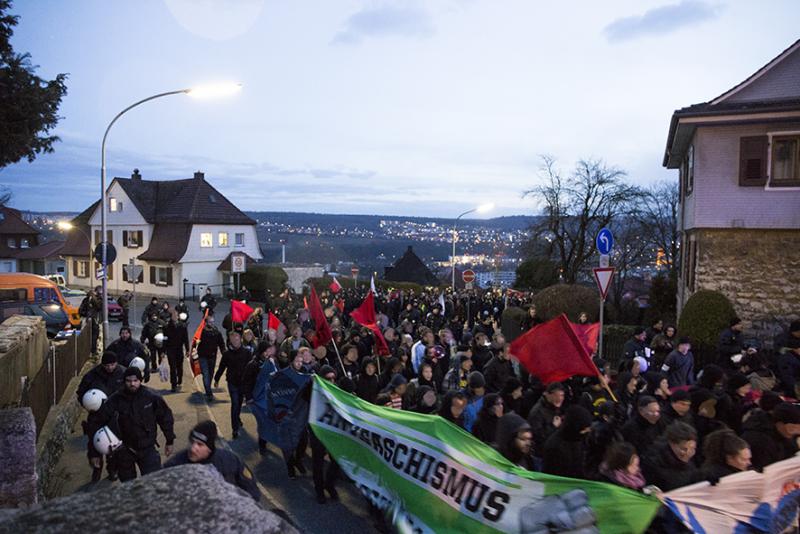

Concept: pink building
[[663, 39, 800, 338]]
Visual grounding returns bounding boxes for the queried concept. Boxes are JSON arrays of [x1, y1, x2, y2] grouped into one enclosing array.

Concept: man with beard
[[106, 326, 150, 382]]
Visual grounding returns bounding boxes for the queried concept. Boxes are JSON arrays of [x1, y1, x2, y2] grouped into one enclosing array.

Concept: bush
[[239, 265, 289, 297], [501, 306, 528, 342], [678, 290, 737, 368], [515, 258, 559, 292], [532, 284, 599, 322]]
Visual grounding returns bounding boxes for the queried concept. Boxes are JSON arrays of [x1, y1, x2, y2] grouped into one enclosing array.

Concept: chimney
[[194, 171, 204, 181], [131, 169, 141, 180]]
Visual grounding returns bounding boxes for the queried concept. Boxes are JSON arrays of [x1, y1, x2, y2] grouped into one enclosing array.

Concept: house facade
[[61, 170, 263, 298], [0, 206, 65, 275], [663, 39, 800, 337]]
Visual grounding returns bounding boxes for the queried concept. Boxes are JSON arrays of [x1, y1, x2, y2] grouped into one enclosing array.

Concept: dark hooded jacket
[[482, 355, 514, 393], [642, 439, 702, 491], [495, 413, 536, 471], [621, 411, 667, 455], [411, 385, 438, 414], [526, 396, 563, 457], [355, 358, 380, 404], [438, 391, 466, 429], [471, 393, 501, 446], [741, 409, 798, 471], [542, 405, 593, 479]]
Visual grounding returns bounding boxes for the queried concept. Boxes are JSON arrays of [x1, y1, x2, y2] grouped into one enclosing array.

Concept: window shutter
[[137, 231, 143, 248], [739, 136, 768, 186], [166, 267, 173, 286], [94, 230, 100, 245], [72, 260, 78, 278], [122, 265, 128, 282], [123, 231, 128, 247], [150, 266, 156, 284], [137, 270, 144, 284]]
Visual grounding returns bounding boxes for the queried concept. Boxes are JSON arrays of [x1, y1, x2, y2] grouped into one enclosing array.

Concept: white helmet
[[154, 332, 167, 347], [178, 312, 188, 322], [93, 426, 122, 455], [82, 389, 107, 412], [130, 357, 146, 372], [200, 301, 208, 308]]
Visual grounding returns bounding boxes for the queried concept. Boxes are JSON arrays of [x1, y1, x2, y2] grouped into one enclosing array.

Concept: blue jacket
[[661, 349, 695, 388]]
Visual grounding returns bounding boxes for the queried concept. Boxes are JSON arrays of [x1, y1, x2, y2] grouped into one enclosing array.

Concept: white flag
[[370, 275, 376, 294], [438, 292, 446, 316]]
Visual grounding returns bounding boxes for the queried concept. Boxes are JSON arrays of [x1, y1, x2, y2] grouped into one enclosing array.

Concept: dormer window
[[20, 238, 29, 249], [109, 198, 122, 212]]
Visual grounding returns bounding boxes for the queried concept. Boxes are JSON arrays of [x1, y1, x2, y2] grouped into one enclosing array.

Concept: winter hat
[[698, 364, 725, 389], [670, 389, 691, 403], [500, 377, 522, 395], [190, 420, 217, 451], [101, 351, 118, 364], [318, 365, 336, 378], [677, 336, 691, 346], [256, 340, 270, 355], [468, 371, 486, 390], [773, 403, 800, 424], [727, 373, 750, 391], [385, 374, 408, 392], [124, 367, 142, 380]]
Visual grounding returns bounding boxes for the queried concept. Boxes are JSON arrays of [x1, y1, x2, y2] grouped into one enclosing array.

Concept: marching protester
[[106, 326, 150, 382], [196, 314, 226, 402], [214, 331, 252, 438], [164, 311, 190, 392]]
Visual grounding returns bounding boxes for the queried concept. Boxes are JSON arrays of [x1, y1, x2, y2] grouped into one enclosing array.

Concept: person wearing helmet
[[165, 420, 259, 501], [175, 298, 189, 321], [89, 367, 175, 481], [77, 351, 127, 482], [164, 311, 190, 392], [141, 296, 160, 326], [200, 287, 216, 313], [141, 312, 166, 373], [106, 326, 150, 383]]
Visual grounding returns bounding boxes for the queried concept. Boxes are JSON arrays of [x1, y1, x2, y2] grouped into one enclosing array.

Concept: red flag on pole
[[268, 311, 283, 331], [329, 276, 342, 294], [309, 286, 332, 349], [334, 298, 345, 313], [350, 292, 391, 356], [231, 300, 254, 323], [571, 322, 600, 356], [189, 309, 209, 377], [303, 296, 309, 310], [509, 314, 600, 384]]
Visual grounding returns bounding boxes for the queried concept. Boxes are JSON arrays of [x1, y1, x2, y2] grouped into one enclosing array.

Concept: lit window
[[218, 232, 229, 247], [20, 238, 29, 249], [200, 233, 213, 247], [109, 198, 122, 212], [235, 233, 245, 247]]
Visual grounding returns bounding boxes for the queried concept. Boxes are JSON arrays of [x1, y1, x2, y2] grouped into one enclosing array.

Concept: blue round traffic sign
[[596, 228, 614, 255]]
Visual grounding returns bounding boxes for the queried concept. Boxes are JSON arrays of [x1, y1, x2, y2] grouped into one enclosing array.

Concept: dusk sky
[[2, 1, 799, 217]]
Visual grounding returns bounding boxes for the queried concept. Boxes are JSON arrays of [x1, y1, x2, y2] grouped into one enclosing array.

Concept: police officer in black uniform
[[90, 367, 175, 481], [77, 351, 127, 482], [106, 326, 150, 382], [164, 311, 190, 392], [141, 312, 166, 372], [165, 420, 259, 501]]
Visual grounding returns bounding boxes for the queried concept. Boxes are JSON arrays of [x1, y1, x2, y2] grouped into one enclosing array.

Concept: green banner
[[309, 376, 660, 534]]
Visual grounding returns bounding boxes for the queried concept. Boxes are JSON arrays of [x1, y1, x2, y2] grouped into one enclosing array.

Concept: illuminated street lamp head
[[476, 202, 495, 214], [185, 82, 242, 99], [57, 221, 74, 231]]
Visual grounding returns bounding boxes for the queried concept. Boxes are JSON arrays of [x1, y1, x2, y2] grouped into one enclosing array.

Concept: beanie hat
[[677, 336, 691, 345], [318, 365, 336, 378], [759, 390, 783, 412], [101, 351, 118, 364], [124, 366, 142, 380], [468, 371, 486, 390], [256, 340, 270, 355], [500, 376, 522, 395], [670, 389, 691, 403], [727, 372, 750, 391], [190, 420, 217, 451]]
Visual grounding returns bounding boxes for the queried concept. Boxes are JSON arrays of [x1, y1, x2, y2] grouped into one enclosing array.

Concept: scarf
[[600, 462, 645, 490]]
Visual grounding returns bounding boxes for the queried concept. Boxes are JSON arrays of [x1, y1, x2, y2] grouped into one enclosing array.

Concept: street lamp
[[57, 221, 92, 285], [99, 82, 241, 341], [451, 202, 494, 292]]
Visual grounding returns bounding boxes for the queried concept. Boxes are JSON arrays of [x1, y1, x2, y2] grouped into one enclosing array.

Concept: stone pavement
[[51, 356, 377, 533]]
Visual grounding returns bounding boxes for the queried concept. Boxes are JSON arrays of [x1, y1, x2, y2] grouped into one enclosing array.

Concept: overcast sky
[[2, 0, 799, 217]]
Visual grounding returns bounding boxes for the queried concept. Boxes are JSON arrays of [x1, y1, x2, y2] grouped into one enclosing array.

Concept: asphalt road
[[54, 295, 378, 534]]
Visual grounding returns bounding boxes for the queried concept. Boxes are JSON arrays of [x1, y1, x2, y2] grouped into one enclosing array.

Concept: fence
[[20, 324, 91, 435]]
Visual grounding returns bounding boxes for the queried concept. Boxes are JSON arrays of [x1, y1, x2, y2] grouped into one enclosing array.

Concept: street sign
[[351, 266, 359, 277], [599, 254, 610, 268], [123, 263, 143, 281], [465, 282, 474, 290], [593, 267, 615, 300], [231, 253, 247, 273], [93, 242, 117, 265], [95, 267, 106, 280], [462, 269, 476, 283], [596, 228, 614, 255]]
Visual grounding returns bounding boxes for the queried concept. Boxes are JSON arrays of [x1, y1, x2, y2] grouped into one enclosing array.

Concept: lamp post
[[99, 83, 242, 341], [57, 221, 92, 285], [451, 202, 494, 292]]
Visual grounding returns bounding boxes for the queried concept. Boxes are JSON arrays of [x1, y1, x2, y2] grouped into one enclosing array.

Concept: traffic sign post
[[94, 242, 117, 265], [593, 267, 615, 360], [351, 266, 359, 286], [462, 269, 476, 283], [231, 254, 246, 294]]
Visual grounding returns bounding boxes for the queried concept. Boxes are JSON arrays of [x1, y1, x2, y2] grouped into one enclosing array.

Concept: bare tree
[[524, 156, 642, 284], [0, 185, 10, 207], [637, 180, 679, 271], [608, 217, 652, 316]]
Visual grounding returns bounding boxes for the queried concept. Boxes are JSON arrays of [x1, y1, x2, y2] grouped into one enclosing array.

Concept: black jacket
[[105, 338, 150, 381], [621, 413, 667, 455], [91, 386, 175, 454], [542, 428, 588, 479], [197, 325, 226, 359], [495, 413, 536, 470], [165, 448, 259, 501], [356, 373, 380, 404], [642, 439, 702, 491], [483, 356, 514, 394], [526, 398, 562, 457], [214, 346, 252, 387], [242, 355, 270, 402], [140, 319, 165, 346], [471, 412, 500, 446], [741, 409, 798, 471], [164, 320, 190, 356], [77, 364, 127, 400]]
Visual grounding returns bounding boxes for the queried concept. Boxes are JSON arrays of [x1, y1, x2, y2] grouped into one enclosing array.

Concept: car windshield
[[33, 287, 60, 304]]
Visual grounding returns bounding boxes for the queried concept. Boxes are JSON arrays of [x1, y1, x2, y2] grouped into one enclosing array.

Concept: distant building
[[663, 39, 800, 334], [476, 271, 516, 289], [0, 206, 64, 275], [384, 246, 439, 286], [60, 170, 263, 298]]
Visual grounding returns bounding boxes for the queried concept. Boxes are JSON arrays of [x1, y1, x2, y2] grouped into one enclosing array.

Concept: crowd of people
[[76, 283, 800, 530]]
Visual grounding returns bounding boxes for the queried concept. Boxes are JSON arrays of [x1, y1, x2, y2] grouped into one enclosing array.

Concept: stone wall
[[0, 408, 37, 508], [0, 316, 48, 409], [693, 228, 800, 343]]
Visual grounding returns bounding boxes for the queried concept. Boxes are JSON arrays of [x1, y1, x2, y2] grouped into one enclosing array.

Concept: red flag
[[189, 309, 209, 377], [329, 276, 342, 294], [509, 314, 600, 384], [572, 322, 600, 356], [350, 292, 391, 356], [309, 286, 332, 349], [231, 300, 254, 323], [267, 312, 283, 331], [334, 298, 344, 313], [303, 296, 309, 310]]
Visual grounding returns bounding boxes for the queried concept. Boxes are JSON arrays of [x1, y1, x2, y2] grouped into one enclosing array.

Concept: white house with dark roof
[[663, 39, 800, 336], [61, 169, 262, 298]]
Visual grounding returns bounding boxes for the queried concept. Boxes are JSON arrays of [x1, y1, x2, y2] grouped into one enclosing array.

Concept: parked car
[[22, 303, 71, 338], [107, 297, 123, 321], [60, 286, 87, 309], [0, 273, 81, 327]]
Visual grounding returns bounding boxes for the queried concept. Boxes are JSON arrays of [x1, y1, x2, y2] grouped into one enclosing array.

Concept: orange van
[[0, 273, 81, 327]]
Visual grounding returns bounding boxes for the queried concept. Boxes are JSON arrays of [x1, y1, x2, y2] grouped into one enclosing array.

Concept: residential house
[[663, 39, 800, 336], [0, 206, 65, 275], [384, 246, 439, 286], [61, 170, 263, 298]]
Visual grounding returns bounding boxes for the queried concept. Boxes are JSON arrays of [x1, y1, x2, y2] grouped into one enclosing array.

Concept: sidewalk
[[51, 358, 376, 533]]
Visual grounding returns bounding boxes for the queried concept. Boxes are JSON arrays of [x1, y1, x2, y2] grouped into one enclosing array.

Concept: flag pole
[[331, 338, 347, 377], [600, 373, 618, 402]]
